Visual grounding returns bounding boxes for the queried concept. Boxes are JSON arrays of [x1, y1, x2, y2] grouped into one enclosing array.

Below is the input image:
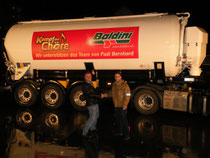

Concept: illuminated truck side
[[3, 12, 209, 115]]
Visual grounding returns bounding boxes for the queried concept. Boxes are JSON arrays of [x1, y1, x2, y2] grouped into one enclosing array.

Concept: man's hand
[[123, 106, 127, 110], [92, 69, 95, 75], [101, 93, 104, 99]]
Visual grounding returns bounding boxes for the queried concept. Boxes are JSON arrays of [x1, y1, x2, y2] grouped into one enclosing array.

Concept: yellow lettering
[[64, 43, 70, 51], [41, 42, 48, 51], [36, 36, 43, 44], [37, 33, 70, 51], [53, 44, 60, 51]]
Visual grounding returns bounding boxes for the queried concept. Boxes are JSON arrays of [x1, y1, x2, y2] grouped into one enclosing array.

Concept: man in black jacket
[[82, 71, 101, 137]]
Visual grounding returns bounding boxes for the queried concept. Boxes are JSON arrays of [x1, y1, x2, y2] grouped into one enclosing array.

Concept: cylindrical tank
[[4, 13, 181, 77]]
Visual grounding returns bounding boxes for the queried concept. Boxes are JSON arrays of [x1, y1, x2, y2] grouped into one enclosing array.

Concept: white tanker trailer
[[2, 12, 209, 115]]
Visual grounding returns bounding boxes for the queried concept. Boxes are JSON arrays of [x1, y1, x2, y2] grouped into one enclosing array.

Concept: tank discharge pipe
[[176, 12, 190, 69]]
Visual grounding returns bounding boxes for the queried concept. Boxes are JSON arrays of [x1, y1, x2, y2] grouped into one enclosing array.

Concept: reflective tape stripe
[[17, 63, 24, 68], [203, 96, 207, 116], [17, 63, 20, 68], [20, 63, 24, 68], [189, 95, 193, 113], [125, 93, 131, 97], [17, 62, 30, 68]]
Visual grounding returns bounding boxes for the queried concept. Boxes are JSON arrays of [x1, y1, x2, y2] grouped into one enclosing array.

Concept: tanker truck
[[2, 12, 209, 115]]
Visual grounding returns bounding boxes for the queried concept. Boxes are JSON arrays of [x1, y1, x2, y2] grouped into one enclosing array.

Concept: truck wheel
[[14, 83, 38, 107], [16, 109, 33, 128], [134, 116, 159, 141], [41, 84, 64, 109], [44, 112, 59, 128], [134, 89, 159, 115], [69, 85, 87, 111]]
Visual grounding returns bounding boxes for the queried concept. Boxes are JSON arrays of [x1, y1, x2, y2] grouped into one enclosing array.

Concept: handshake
[[101, 93, 105, 99], [100, 91, 111, 99]]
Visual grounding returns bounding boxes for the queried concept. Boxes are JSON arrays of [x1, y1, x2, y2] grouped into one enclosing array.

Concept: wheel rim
[[45, 113, 59, 127], [138, 119, 154, 135], [44, 89, 59, 105], [138, 94, 154, 110], [18, 111, 32, 125], [73, 91, 86, 107], [18, 88, 32, 104]]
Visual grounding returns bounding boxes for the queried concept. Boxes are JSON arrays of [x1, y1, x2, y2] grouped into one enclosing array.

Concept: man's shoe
[[82, 134, 88, 138], [89, 129, 97, 135], [124, 135, 131, 141], [82, 134, 94, 139], [114, 132, 123, 136]]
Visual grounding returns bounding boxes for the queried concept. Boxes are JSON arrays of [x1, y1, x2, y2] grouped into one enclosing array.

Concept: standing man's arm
[[123, 84, 131, 110], [112, 86, 118, 108]]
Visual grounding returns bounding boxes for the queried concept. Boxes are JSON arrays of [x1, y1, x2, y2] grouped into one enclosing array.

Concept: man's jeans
[[114, 107, 129, 136], [82, 104, 99, 136]]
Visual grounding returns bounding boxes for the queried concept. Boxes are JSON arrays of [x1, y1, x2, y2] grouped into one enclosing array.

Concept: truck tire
[[134, 116, 159, 142], [69, 85, 87, 111], [41, 84, 64, 109], [16, 109, 33, 128], [134, 89, 159, 115], [14, 83, 38, 107], [44, 112, 60, 128]]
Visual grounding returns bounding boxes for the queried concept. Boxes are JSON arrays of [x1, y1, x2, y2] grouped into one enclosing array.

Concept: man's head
[[84, 71, 92, 83], [114, 71, 122, 82]]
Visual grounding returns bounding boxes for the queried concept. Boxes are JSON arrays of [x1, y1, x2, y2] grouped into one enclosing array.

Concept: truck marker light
[[107, 82, 112, 86], [184, 78, 195, 82]]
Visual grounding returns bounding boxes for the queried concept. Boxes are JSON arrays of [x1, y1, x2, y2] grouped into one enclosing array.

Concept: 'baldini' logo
[[92, 31, 134, 48], [36, 32, 70, 51]]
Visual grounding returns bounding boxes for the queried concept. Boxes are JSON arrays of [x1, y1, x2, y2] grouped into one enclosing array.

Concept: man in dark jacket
[[82, 71, 101, 137]]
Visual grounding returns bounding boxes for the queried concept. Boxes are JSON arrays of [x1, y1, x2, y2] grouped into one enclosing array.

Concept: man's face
[[84, 73, 92, 82], [115, 73, 122, 82]]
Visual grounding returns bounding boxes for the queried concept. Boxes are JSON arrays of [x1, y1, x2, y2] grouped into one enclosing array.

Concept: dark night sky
[[0, 0, 209, 51], [0, 0, 209, 24]]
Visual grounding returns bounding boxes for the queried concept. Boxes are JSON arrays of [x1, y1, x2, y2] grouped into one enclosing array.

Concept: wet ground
[[1, 90, 210, 158]]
